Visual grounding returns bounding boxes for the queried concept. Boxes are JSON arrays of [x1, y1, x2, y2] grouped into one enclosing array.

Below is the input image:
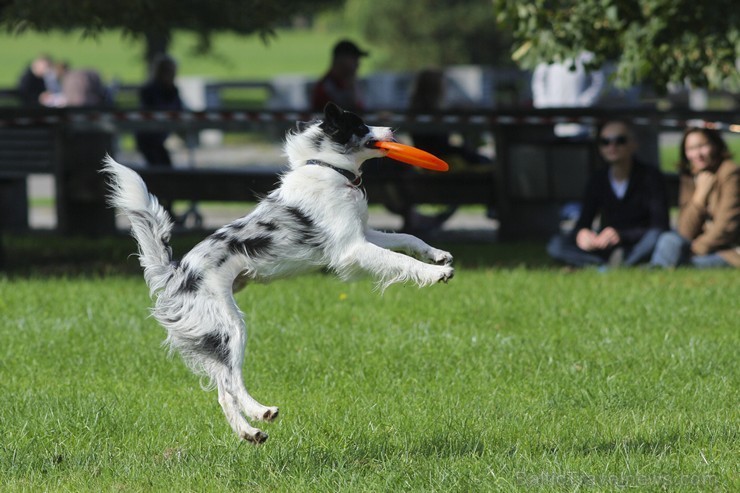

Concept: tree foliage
[[0, 0, 342, 64], [494, 0, 740, 92], [339, 0, 512, 70]]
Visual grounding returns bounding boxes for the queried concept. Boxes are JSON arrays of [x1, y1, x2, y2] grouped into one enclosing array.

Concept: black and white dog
[[103, 103, 453, 443]]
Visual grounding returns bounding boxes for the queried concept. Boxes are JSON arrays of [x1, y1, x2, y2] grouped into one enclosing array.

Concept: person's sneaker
[[608, 247, 625, 268]]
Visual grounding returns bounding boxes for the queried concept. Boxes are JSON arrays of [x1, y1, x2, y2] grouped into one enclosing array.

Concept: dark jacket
[[574, 160, 669, 245], [135, 81, 183, 166], [17, 67, 46, 106], [139, 81, 182, 111]]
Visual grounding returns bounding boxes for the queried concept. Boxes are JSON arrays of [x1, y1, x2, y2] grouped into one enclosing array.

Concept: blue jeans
[[650, 230, 731, 268], [547, 228, 662, 267]]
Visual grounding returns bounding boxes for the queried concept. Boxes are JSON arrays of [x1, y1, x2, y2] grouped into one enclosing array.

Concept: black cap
[[333, 39, 369, 58]]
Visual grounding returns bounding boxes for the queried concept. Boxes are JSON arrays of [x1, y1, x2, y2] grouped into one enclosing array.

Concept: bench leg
[[0, 178, 29, 232]]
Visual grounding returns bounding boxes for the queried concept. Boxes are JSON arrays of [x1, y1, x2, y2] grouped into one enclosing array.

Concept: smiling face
[[684, 131, 715, 174]]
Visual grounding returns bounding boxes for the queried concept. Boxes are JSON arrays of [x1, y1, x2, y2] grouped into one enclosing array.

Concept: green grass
[[0, 27, 370, 87], [0, 238, 737, 491]]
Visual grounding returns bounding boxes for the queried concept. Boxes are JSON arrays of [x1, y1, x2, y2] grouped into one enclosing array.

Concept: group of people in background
[[547, 122, 739, 270], [14, 43, 739, 270], [311, 40, 740, 269], [17, 54, 111, 108], [16, 53, 182, 167]]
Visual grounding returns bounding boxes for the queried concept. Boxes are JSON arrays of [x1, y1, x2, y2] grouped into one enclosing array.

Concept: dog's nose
[[369, 126, 395, 143]]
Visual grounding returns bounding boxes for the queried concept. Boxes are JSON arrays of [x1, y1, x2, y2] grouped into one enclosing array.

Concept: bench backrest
[[0, 127, 59, 177]]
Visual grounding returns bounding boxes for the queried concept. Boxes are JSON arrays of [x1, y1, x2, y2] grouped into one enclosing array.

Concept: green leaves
[[342, 0, 513, 70], [495, 0, 740, 92], [0, 0, 343, 58]]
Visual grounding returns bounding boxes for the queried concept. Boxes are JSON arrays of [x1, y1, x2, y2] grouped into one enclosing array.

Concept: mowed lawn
[[0, 27, 368, 87], [0, 242, 737, 491]]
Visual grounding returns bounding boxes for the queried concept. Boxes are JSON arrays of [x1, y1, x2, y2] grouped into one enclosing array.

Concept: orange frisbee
[[374, 141, 449, 172]]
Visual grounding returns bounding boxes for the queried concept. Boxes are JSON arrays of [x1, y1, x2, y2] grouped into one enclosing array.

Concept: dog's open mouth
[[370, 140, 449, 171]]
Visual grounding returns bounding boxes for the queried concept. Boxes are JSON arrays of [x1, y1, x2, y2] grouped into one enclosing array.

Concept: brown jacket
[[677, 159, 740, 266]]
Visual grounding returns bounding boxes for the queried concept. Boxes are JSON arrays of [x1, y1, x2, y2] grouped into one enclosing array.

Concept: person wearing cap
[[136, 54, 184, 167], [311, 39, 368, 112]]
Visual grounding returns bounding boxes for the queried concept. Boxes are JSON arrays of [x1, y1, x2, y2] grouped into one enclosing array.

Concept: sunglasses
[[599, 135, 629, 147]]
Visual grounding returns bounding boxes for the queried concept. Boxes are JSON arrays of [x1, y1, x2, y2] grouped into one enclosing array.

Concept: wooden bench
[[132, 164, 497, 208], [0, 88, 21, 107], [0, 127, 60, 176], [132, 162, 676, 224], [1, 106, 713, 237], [0, 126, 60, 230]]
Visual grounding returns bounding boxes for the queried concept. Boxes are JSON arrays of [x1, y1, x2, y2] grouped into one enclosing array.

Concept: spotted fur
[[102, 102, 454, 443]]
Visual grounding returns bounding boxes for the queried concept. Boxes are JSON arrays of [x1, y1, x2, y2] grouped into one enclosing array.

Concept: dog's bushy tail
[[101, 155, 175, 296]]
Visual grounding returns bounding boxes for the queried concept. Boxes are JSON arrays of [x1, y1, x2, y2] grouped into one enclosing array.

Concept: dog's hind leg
[[214, 374, 269, 444], [221, 321, 280, 423], [193, 326, 276, 442], [229, 369, 280, 423], [193, 297, 278, 441]]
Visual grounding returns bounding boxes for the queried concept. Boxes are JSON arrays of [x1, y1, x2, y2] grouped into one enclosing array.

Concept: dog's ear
[[323, 102, 343, 124], [295, 121, 311, 133], [320, 102, 368, 143]]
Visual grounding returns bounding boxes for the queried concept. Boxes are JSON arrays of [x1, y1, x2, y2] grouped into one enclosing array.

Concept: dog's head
[[284, 102, 393, 174]]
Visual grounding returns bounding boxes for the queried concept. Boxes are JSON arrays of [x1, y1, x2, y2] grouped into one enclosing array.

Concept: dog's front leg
[[346, 241, 453, 290], [364, 229, 453, 266]]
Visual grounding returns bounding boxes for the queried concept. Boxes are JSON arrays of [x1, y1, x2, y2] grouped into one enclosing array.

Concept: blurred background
[[3, 0, 737, 111], [0, 0, 737, 238]]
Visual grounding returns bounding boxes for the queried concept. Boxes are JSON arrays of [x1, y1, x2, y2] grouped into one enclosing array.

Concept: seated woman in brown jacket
[[650, 127, 740, 268]]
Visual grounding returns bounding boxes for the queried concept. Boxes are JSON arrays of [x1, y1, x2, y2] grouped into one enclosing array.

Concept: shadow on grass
[[1, 233, 201, 277], [247, 427, 488, 483], [406, 429, 487, 458], [1, 232, 554, 277]]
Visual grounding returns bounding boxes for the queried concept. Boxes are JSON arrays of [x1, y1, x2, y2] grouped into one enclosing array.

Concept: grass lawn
[[0, 27, 369, 87], [0, 238, 737, 491]]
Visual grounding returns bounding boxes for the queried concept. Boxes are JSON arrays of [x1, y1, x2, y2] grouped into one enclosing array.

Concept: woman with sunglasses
[[547, 120, 670, 268], [650, 127, 740, 268]]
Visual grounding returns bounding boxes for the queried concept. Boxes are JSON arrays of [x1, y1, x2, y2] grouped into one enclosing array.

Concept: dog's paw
[[437, 265, 454, 283], [428, 248, 453, 266], [247, 405, 280, 422], [262, 407, 280, 422], [242, 429, 269, 445]]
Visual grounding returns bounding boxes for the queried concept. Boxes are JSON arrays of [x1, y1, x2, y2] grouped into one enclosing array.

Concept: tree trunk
[[144, 31, 172, 76]]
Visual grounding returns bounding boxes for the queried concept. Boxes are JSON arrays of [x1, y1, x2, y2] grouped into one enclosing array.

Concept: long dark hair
[[409, 69, 445, 112], [678, 127, 732, 176]]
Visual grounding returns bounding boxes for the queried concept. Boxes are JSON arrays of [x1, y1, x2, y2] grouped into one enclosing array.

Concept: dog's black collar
[[306, 159, 362, 187]]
